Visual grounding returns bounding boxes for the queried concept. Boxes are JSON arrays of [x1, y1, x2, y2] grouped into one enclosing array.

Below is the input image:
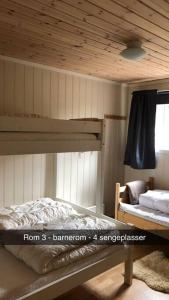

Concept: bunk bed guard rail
[[0, 116, 104, 155]]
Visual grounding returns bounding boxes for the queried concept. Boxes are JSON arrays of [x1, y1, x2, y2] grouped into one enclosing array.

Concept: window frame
[[155, 92, 169, 153]]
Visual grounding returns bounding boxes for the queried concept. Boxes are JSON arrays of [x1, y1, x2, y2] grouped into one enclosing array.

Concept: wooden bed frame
[[115, 177, 169, 231], [0, 116, 133, 299]]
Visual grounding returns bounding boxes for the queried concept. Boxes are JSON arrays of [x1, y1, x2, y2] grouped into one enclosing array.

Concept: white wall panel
[[0, 57, 127, 213]]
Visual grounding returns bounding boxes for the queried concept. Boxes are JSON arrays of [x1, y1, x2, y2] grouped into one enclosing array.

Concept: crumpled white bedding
[[1, 198, 116, 275], [0, 198, 76, 229], [5, 213, 115, 274], [139, 189, 169, 214]]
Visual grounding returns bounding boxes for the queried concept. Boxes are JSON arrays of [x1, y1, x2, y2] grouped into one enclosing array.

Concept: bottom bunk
[[0, 198, 133, 300], [115, 177, 169, 235], [0, 244, 132, 300]]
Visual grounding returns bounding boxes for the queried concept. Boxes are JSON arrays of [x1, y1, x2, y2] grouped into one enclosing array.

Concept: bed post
[[96, 119, 106, 214], [115, 183, 120, 219], [149, 176, 154, 190], [52, 153, 57, 198], [124, 246, 133, 286]]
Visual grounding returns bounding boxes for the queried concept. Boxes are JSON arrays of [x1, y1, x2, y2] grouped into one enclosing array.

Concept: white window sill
[[156, 149, 169, 154]]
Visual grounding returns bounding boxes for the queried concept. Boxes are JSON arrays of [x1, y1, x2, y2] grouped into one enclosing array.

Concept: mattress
[[0, 245, 123, 300], [120, 203, 169, 227]]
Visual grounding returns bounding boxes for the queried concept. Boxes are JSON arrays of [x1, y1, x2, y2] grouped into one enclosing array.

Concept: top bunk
[[0, 115, 103, 155]]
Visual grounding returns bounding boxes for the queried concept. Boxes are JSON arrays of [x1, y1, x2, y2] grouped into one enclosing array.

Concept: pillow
[[126, 180, 146, 205]]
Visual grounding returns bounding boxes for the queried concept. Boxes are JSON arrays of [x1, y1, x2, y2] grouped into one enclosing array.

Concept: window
[[155, 104, 169, 151]]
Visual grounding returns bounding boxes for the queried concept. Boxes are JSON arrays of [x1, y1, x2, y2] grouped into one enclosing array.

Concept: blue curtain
[[124, 90, 157, 169]]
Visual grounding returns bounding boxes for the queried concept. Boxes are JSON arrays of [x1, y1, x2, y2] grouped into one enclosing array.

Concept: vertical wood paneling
[[23, 155, 33, 203], [72, 76, 80, 119], [45, 154, 54, 197], [76, 153, 84, 206], [86, 79, 92, 117], [0, 60, 4, 113], [56, 74, 126, 210], [40, 154, 46, 198], [15, 64, 25, 114], [4, 156, 14, 206], [50, 72, 58, 119], [65, 74, 73, 120], [79, 78, 86, 118], [14, 155, 24, 204], [42, 70, 51, 117], [0, 60, 5, 206], [91, 81, 98, 118], [33, 68, 45, 202], [57, 73, 66, 200], [76, 79, 85, 205], [34, 68, 42, 116], [69, 76, 79, 203], [4, 61, 15, 114], [83, 152, 90, 207], [63, 75, 73, 202], [97, 82, 104, 119], [85, 80, 92, 207], [14, 64, 25, 205], [24, 66, 34, 114], [0, 57, 126, 212], [24, 66, 34, 202], [32, 155, 41, 200], [57, 73, 66, 199], [58, 73, 66, 119], [0, 157, 4, 206]]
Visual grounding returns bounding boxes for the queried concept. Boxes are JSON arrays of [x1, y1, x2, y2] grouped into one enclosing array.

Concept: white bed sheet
[[120, 203, 169, 227], [0, 245, 123, 300]]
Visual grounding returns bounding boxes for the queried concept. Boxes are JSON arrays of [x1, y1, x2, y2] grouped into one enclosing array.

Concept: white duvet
[[139, 190, 169, 214], [0, 198, 116, 274], [5, 218, 115, 275], [0, 198, 77, 229]]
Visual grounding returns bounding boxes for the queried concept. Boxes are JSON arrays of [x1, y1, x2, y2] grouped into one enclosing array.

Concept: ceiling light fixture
[[120, 40, 146, 61]]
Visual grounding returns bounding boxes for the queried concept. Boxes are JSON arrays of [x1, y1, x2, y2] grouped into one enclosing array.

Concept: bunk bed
[[115, 177, 169, 234], [0, 116, 133, 300], [0, 116, 103, 155]]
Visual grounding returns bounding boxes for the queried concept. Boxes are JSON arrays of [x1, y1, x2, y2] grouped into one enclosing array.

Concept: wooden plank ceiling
[[1, 0, 169, 82]]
